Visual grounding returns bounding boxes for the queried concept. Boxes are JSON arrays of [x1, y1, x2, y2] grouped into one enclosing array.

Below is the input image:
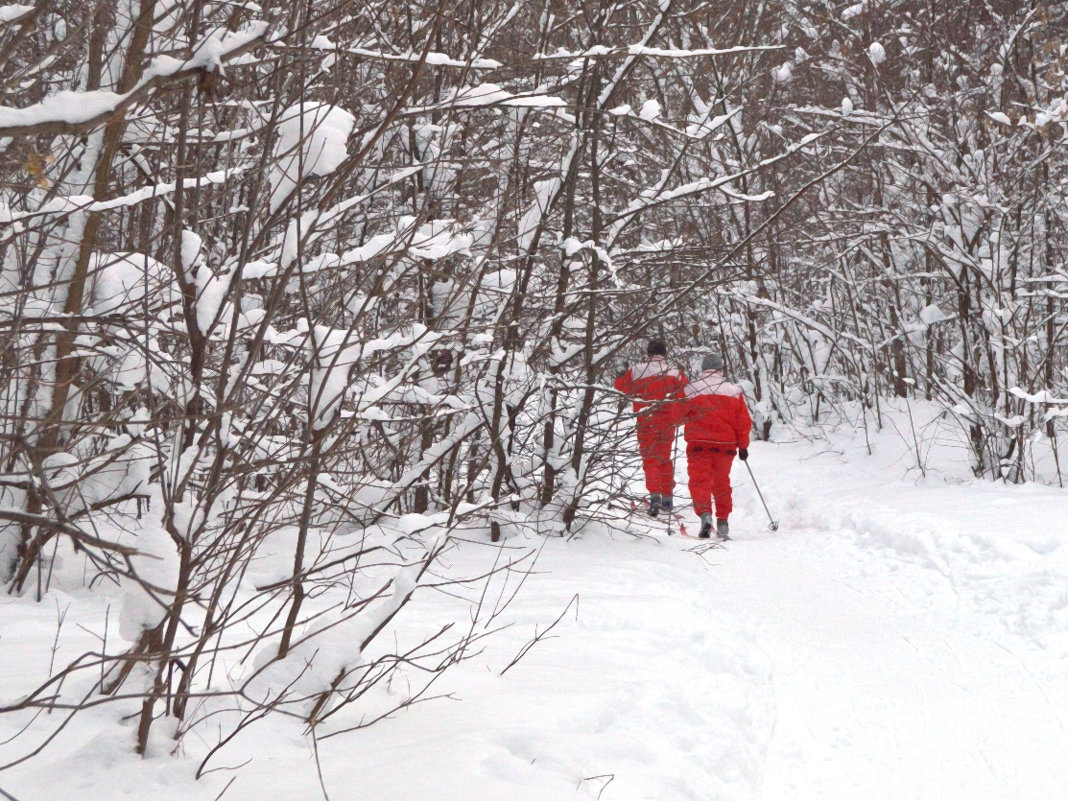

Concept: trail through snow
[[714, 526, 1068, 800], [286, 430, 1068, 801], [692, 437, 1068, 801], [3, 428, 1067, 801]]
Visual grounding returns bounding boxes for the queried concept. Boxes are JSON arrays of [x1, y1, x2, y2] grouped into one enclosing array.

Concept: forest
[[1, 0, 1066, 772]]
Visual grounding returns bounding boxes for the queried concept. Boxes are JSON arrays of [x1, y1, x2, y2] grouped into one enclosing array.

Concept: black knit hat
[[647, 339, 667, 357]]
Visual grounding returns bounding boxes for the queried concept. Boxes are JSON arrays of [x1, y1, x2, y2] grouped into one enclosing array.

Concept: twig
[[500, 594, 579, 676], [211, 777, 237, 801], [310, 729, 332, 801], [48, 599, 70, 678], [578, 774, 615, 800]]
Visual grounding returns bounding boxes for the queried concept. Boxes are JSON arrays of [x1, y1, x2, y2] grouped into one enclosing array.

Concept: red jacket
[[615, 356, 687, 421], [678, 369, 751, 448]]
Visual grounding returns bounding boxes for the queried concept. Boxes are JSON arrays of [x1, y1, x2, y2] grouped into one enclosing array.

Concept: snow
[[345, 47, 501, 70], [117, 520, 179, 640], [518, 175, 562, 253], [268, 102, 356, 212], [534, 44, 780, 61], [178, 229, 237, 336], [193, 266, 235, 336], [407, 219, 473, 260], [87, 251, 175, 316], [0, 23, 268, 134], [842, 2, 867, 20], [2, 408, 1067, 799], [0, 4, 33, 23], [868, 41, 886, 65], [0, 89, 122, 129], [1009, 386, 1068, 404], [1, 167, 249, 224], [305, 322, 363, 430], [430, 83, 567, 110], [628, 44, 779, 59], [180, 229, 202, 275], [638, 98, 661, 121], [918, 302, 953, 326], [685, 110, 734, 140]]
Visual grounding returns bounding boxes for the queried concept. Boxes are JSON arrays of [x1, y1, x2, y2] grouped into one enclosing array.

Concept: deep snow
[[2, 411, 1067, 801]]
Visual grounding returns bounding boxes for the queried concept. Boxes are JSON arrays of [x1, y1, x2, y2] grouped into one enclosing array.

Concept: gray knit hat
[[701, 353, 724, 372]]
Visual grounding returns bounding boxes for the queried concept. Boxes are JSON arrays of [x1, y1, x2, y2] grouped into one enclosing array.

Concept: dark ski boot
[[647, 493, 662, 517], [716, 519, 730, 541], [698, 512, 714, 538]]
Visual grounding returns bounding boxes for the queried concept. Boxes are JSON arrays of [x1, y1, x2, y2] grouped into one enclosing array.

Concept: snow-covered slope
[[2, 424, 1067, 801]]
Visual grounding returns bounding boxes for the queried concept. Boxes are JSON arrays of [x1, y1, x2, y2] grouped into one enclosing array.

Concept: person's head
[[647, 339, 667, 358], [701, 352, 724, 372]]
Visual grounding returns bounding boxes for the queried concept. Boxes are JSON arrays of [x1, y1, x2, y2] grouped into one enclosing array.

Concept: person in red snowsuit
[[615, 340, 687, 516], [677, 353, 752, 539]]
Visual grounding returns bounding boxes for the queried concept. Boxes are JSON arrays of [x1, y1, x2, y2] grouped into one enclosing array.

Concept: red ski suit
[[615, 357, 687, 496], [677, 370, 752, 519]]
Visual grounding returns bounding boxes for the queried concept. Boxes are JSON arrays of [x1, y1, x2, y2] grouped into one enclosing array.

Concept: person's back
[[678, 353, 751, 539], [615, 356, 686, 414], [680, 370, 749, 446], [615, 341, 687, 516]]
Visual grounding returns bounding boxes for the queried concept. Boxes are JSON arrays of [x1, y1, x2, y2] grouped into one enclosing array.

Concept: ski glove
[[738, 448, 749, 461]]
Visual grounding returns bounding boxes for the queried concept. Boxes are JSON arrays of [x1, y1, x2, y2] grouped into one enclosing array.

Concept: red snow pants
[[686, 442, 735, 518], [636, 413, 675, 496]]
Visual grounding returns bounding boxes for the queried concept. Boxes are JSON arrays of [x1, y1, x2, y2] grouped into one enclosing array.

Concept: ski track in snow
[[697, 442, 1068, 801], [720, 528, 1068, 801], [289, 436, 1068, 801], [2, 434, 1067, 801]]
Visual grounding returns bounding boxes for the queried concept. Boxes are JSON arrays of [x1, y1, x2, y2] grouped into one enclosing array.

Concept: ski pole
[[666, 428, 679, 536], [743, 460, 779, 531]]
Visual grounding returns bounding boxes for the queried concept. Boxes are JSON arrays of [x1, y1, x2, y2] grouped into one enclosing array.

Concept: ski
[[621, 498, 713, 539], [675, 523, 729, 547], [614, 497, 730, 543]]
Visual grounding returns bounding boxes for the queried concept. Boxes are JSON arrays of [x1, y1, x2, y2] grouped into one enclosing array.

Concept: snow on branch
[[0, 23, 269, 137], [728, 291, 875, 354], [267, 102, 357, 213], [298, 320, 450, 431], [1, 167, 250, 224], [606, 104, 736, 142], [330, 43, 502, 70], [1008, 387, 1068, 405], [533, 43, 781, 61], [604, 135, 826, 247], [408, 82, 566, 114], [0, 3, 34, 23]]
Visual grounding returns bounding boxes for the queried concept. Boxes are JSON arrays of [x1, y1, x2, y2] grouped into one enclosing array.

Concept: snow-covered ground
[[3, 413, 1067, 801]]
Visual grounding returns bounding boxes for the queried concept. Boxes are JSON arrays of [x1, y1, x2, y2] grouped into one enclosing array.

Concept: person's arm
[[614, 368, 632, 394], [735, 396, 752, 450]]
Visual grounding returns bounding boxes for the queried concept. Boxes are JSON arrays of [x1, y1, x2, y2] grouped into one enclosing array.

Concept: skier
[[615, 340, 687, 517], [677, 353, 752, 539]]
